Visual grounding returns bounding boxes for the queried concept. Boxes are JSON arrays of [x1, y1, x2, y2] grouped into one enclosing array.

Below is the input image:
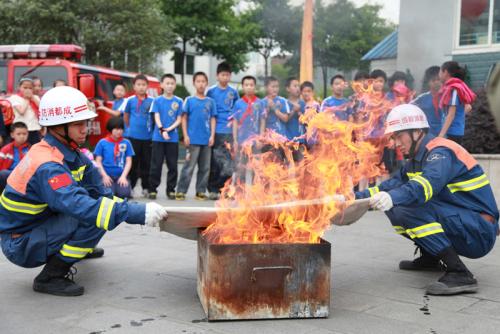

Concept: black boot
[[426, 247, 478, 295], [399, 246, 442, 271], [83, 247, 104, 259], [33, 256, 84, 296]]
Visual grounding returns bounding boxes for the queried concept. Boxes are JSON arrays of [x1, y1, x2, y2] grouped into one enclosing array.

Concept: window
[[13, 65, 68, 91], [493, 0, 500, 43], [458, 0, 500, 46], [186, 55, 195, 75], [173, 52, 195, 75], [459, 0, 491, 46], [0, 64, 6, 92], [174, 52, 183, 74]]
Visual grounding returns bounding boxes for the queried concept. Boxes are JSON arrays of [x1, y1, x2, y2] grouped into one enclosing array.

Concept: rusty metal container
[[197, 233, 331, 320]]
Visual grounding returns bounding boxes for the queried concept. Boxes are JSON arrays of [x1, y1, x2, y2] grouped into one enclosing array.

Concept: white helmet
[[39, 86, 97, 127], [384, 104, 429, 135]]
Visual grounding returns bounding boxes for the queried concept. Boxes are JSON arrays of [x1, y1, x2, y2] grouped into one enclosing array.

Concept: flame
[[203, 82, 397, 244]]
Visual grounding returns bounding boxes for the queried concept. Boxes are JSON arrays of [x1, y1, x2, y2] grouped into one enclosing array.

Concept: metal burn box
[[197, 233, 331, 321]]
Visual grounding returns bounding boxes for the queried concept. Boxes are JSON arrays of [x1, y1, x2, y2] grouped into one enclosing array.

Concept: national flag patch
[[48, 173, 73, 190]]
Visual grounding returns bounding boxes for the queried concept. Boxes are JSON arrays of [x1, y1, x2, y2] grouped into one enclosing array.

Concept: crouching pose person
[[0, 86, 168, 296], [357, 104, 498, 295]]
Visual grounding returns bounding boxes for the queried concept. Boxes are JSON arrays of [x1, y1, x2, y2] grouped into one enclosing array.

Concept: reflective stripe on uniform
[[96, 197, 115, 230], [409, 175, 433, 202], [59, 244, 93, 259], [447, 174, 489, 193], [71, 165, 86, 182], [406, 222, 444, 239], [0, 193, 48, 215], [113, 196, 124, 203], [368, 186, 380, 197], [406, 172, 422, 178], [393, 225, 407, 235]]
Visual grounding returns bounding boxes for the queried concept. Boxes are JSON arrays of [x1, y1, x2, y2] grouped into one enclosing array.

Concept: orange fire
[[203, 82, 396, 244]]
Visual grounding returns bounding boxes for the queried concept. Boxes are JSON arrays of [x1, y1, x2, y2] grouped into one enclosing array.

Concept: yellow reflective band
[[406, 222, 444, 239], [113, 196, 124, 203], [393, 226, 406, 235], [0, 193, 48, 215], [411, 175, 433, 202], [71, 165, 86, 182], [368, 186, 380, 197], [96, 197, 115, 230], [447, 174, 489, 193], [406, 172, 423, 178], [60, 244, 93, 259]]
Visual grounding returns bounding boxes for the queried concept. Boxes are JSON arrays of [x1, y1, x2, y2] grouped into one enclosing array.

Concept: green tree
[[313, 0, 394, 97], [161, 0, 257, 85], [247, 0, 301, 79], [0, 0, 174, 73]]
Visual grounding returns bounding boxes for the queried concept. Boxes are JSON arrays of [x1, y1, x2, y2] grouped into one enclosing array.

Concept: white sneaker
[[142, 189, 149, 198]]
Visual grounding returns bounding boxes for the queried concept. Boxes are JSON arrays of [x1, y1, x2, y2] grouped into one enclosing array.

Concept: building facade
[[364, 0, 500, 92]]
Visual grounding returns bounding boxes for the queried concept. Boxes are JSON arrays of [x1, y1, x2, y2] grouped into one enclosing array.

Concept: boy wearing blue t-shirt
[[320, 74, 351, 121], [285, 77, 306, 141], [260, 76, 290, 138], [232, 75, 262, 183], [123, 74, 154, 197], [206, 62, 239, 200], [149, 74, 183, 200], [96, 83, 126, 118], [94, 117, 135, 198], [176, 72, 217, 201], [232, 75, 263, 148], [412, 66, 443, 136]]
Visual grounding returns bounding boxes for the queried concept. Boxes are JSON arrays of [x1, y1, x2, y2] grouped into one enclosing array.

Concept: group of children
[[0, 59, 474, 201], [33, 60, 472, 201]]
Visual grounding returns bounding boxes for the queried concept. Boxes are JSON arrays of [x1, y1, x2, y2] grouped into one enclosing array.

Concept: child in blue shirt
[[260, 76, 290, 139], [412, 66, 443, 136], [123, 74, 154, 196], [148, 74, 183, 200], [206, 62, 239, 200], [94, 117, 135, 199], [285, 77, 306, 141], [176, 72, 217, 200], [232, 76, 263, 147], [438, 61, 470, 145], [320, 74, 351, 121], [96, 83, 127, 118], [232, 75, 263, 184]]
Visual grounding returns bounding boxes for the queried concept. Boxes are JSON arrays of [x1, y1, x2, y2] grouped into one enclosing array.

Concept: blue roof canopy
[[362, 30, 398, 61]]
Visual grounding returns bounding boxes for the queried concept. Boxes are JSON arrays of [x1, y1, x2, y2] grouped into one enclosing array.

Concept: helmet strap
[[51, 125, 80, 150], [408, 129, 424, 158]]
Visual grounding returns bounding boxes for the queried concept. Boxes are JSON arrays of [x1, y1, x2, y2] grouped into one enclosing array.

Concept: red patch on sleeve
[[48, 173, 73, 190]]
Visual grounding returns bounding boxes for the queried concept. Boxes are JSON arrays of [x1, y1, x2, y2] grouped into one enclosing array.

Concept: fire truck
[[0, 44, 160, 145]]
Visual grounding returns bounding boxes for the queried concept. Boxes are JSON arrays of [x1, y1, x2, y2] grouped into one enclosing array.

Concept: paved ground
[[1, 172, 500, 334]]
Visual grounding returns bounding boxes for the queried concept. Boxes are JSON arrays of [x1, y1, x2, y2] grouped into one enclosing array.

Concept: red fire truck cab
[[0, 44, 160, 146]]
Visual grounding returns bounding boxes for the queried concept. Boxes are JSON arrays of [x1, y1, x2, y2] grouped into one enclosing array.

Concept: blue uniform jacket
[[0, 133, 145, 235], [357, 134, 499, 220]]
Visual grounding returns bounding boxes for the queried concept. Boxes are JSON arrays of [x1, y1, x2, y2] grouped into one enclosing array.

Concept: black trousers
[[129, 138, 152, 191], [149, 141, 179, 194], [207, 133, 234, 193]]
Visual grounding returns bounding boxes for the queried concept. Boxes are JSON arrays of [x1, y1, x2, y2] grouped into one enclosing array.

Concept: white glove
[[145, 203, 169, 227], [369, 191, 393, 211], [331, 194, 346, 203]]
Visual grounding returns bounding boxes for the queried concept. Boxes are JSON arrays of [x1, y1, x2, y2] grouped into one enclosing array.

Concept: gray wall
[[397, 0, 456, 92]]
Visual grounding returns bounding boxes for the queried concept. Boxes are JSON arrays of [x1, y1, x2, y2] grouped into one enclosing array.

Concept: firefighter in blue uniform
[[357, 104, 498, 295], [0, 86, 169, 296]]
